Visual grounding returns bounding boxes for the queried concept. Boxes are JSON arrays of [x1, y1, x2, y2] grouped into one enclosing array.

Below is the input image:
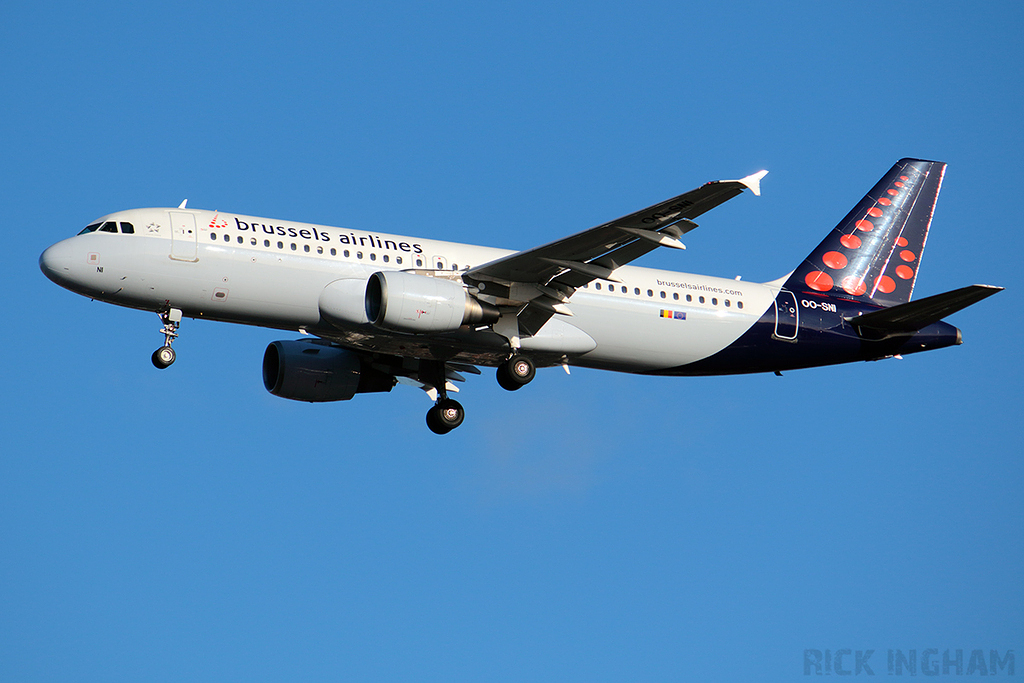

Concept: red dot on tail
[[900, 175, 909, 181], [867, 207, 884, 217], [896, 237, 908, 247], [805, 271, 833, 291], [895, 181, 904, 187], [896, 265, 914, 280], [842, 276, 867, 296], [875, 275, 896, 294], [900, 249, 916, 262], [840, 234, 862, 249], [878, 198, 891, 206], [887, 189, 899, 196], [822, 251, 848, 269], [856, 220, 874, 231]]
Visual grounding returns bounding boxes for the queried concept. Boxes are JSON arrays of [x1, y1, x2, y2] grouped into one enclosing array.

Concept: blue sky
[[2, 1, 1021, 681]]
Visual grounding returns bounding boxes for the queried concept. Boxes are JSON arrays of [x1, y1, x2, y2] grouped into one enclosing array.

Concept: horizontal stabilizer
[[848, 284, 1003, 334]]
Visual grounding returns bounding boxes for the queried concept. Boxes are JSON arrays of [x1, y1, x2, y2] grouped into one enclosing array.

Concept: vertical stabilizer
[[783, 158, 945, 306]]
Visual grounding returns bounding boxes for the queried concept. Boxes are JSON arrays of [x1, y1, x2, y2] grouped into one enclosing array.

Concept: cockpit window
[[78, 223, 101, 235], [98, 221, 118, 233], [120, 222, 134, 234]]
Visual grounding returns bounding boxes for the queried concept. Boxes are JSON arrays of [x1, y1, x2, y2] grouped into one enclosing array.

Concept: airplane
[[39, 158, 1002, 434]]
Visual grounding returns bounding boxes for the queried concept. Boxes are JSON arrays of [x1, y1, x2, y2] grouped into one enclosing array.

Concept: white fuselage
[[40, 208, 780, 372]]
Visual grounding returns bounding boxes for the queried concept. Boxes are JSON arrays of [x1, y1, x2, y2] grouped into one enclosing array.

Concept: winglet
[[736, 170, 768, 197]]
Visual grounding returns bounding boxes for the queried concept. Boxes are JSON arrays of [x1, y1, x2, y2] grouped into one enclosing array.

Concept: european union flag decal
[[660, 309, 686, 321], [674, 311, 686, 320]]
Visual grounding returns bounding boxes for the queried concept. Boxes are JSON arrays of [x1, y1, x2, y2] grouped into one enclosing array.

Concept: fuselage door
[[169, 211, 198, 262], [773, 289, 798, 340]]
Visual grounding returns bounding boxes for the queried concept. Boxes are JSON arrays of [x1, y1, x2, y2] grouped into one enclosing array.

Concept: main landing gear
[[426, 398, 465, 435], [422, 360, 466, 435], [152, 308, 182, 369], [496, 354, 535, 391]]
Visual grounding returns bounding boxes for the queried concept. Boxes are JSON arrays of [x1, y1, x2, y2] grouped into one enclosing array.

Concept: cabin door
[[773, 290, 798, 340], [169, 211, 198, 261]]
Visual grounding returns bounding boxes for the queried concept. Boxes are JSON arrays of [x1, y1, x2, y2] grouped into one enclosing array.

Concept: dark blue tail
[[784, 158, 946, 307]]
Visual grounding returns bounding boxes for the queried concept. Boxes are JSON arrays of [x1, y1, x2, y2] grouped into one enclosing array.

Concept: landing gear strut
[[152, 308, 182, 369], [496, 354, 535, 391]]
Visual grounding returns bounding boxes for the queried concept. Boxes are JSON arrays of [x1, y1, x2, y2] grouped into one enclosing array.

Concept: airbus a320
[[40, 159, 1001, 433]]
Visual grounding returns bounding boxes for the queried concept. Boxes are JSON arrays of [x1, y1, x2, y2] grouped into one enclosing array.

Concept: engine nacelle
[[365, 270, 500, 333], [319, 277, 371, 327], [262, 340, 394, 402]]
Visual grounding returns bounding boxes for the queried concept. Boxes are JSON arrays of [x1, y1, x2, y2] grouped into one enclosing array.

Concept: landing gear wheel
[[426, 398, 465, 434], [152, 345, 176, 369], [496, 355, 535, 391]]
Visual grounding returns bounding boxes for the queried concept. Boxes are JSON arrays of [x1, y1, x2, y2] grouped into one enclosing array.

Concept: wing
[[464, 170, 767, 336]]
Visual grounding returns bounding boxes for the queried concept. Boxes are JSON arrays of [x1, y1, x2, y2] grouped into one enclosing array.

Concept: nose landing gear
[[152, 308, 182, 369]]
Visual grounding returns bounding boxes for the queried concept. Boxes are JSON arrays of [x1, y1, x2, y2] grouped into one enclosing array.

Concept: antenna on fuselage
[[178, 199, 188, 209]]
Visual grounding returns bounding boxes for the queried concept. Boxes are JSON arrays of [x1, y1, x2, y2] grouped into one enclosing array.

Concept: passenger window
[[211, 233, 218, 240], [383, 254, 389, 263], [370, 253, 376, 261], [621, 286, 627, 293], [699, 296, 705, 304], [357, 251, 363, 259], [647, 289, 653, 297], [673, 292, 679, 300], [712, 298, 718, 306], [330, 248, 337, 256], [660, 291, 666, 299], [686, 294, 692, 302], [396, 256, 402, 264], [237, 236, 244, 244], [120, 222, 135, 234], [99, 222, 117, 233], [416, 258, 423, 267], [251, 238, 257, 245], [344, 249, 350, 257], [634, 287, 640, 295], [595, 283, 602, 290], [452, 263, 458, 270], [304, 244, 310, 252], [277, 241, 283, 249], [264, 239, 270, 247], [223, 234, 230, 242], [317, 246, 323, 254], [725, 300, 731, 307], [738, 301, 744, 309]]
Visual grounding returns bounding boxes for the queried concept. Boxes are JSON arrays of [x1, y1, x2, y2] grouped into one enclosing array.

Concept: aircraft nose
[[39, 240, 74, 285]]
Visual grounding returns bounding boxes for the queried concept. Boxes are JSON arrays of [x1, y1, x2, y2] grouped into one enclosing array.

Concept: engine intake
[[365, 270, 499, 333], [262, 340, 394, 402]]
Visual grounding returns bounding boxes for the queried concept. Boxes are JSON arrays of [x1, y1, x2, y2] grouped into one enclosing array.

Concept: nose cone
[[39, 239, 75, 287]]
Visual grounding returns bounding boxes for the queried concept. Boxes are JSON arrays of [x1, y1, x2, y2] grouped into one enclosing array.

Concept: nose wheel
[[152, 345, 176, 369], [496, 354, 535, 391], [426, 398, 465, 434], [152, 308, 182, 369]]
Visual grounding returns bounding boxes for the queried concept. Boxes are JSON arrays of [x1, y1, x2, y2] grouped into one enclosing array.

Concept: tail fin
[[783, 158, 946, 306]]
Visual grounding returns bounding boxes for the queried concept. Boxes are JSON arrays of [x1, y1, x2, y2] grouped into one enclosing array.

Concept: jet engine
[[262, 340, 394, 402], [365, 270, 500, 333]]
